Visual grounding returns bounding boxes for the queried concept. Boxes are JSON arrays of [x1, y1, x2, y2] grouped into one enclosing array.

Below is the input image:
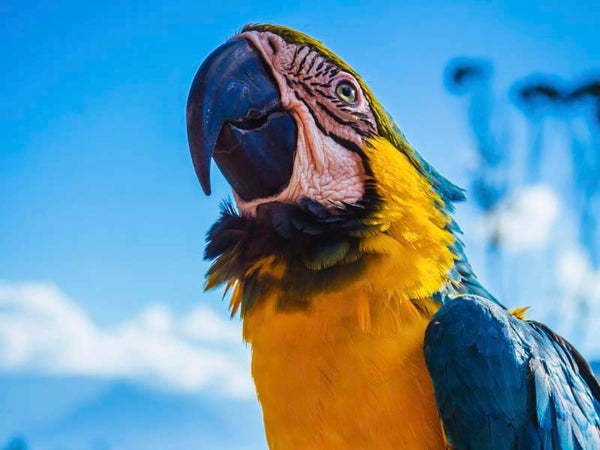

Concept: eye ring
[[335, 81, 358, 105]]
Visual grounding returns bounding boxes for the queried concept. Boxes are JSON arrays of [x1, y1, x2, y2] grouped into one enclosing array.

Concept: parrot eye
[[335, 82, 357, 104]]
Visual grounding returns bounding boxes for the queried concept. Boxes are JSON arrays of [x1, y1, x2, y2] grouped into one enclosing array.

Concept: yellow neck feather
[[356, 136, 456, 300]]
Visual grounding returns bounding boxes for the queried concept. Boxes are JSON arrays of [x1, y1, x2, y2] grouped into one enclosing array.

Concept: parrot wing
[[424, 295, 600, 450]]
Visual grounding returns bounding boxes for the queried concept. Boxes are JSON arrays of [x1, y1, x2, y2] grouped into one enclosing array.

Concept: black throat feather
[[204, 196, 380, 316]]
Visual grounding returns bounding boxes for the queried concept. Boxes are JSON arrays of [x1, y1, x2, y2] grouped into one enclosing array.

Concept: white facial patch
[[229, 31, 368, 216]]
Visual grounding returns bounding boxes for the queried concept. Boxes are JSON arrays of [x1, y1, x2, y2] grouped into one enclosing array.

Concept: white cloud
[[182, 306, 240, 343], [554, 248, 600, 358], [0, 281, 254, 398], [483, 185, 561, 251], [556, 249, 599, 293]]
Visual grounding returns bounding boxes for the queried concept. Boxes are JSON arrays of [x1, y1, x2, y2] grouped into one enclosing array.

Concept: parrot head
[[187, 25, 468, 316], [187, 24, 385, 210]]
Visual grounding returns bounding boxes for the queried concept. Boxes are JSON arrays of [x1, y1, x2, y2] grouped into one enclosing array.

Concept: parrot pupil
[[336, 82, 357, 104]]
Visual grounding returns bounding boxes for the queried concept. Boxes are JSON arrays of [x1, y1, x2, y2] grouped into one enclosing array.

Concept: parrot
[[185, 24, 600, 449]]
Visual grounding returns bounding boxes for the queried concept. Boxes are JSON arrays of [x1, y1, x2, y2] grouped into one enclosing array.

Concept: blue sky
[[2, 0, 600, 448]]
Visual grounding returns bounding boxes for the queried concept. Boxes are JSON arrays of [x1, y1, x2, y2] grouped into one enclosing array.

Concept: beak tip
[[197, 161, 212, 196], [189, 146, 213, 196]]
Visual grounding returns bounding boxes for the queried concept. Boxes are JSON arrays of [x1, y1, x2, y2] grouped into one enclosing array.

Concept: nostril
[[267, 38, 277, 55]]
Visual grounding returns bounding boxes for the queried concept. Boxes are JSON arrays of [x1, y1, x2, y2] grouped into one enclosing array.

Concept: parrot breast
[[243, 284, 446, 450]]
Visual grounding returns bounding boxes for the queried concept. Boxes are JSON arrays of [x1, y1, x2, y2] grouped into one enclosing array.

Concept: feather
[[425, 296, 600, 449]]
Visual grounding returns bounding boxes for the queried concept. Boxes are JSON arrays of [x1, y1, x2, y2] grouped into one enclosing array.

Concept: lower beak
[[186, 38, 297, 201]]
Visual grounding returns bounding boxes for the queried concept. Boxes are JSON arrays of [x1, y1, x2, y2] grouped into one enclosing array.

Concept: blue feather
[[424, 296, 600, 449]]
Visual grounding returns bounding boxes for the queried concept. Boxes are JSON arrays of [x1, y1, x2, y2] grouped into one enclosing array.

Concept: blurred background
[[1, 0, 599, 448]]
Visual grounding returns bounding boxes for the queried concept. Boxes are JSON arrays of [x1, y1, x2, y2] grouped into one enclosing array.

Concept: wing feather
[[424, 296, 600, 450]]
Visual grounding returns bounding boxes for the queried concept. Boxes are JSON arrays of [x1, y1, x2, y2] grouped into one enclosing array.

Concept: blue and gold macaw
[[186, 25, 600, 449]]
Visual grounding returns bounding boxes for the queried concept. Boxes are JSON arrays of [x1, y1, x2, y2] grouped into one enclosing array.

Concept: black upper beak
[[186, 38, 297, 200]]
